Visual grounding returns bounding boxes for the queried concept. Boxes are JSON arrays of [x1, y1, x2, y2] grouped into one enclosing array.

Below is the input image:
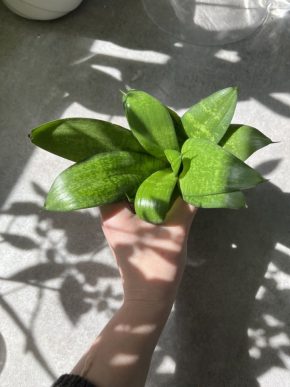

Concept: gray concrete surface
[[0, 1, 290, 386]]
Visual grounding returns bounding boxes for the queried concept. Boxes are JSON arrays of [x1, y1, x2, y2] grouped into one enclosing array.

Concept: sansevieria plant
[[29, 87, 273, 224]]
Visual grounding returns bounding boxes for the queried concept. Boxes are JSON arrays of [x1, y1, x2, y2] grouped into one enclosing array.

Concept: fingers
[[99, 198, 197, 231], [99, 201, 134, 224], [164, 197, 197, 229]]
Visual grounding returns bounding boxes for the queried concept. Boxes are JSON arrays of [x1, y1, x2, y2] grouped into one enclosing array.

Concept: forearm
[[71, 301, 173, 387], [70, 199, 195, 386]]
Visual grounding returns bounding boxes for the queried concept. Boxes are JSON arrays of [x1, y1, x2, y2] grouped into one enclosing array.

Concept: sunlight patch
[[156, 355, 176, 374], [214, 50, 241, 63], [90, 40, 170, 64], [114, 323, 156, 334], [269, 93, 290, 107], [275, 242, 290, 257], [60, 102, 112, 121], [110, 353, 139, 366], [91, 65, 122, 82], [263, 314, 283, 328]]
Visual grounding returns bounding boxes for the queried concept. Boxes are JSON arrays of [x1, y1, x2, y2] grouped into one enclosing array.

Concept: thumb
[[164, 197, 197, 229]]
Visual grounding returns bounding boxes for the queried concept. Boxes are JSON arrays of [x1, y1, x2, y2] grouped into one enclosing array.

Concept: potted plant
[[3, 0, 83, 20], [29, 87, 273, 224]]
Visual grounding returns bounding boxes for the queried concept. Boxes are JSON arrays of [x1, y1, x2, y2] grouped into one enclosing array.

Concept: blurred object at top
[[142, 0, 289, 46], [2, 0, 83, 20], [270, 0, 290, 16]]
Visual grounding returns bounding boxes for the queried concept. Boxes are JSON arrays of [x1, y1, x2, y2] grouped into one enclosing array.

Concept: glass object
[[142, 0, 270, 46], [270, 0, 290, 16]]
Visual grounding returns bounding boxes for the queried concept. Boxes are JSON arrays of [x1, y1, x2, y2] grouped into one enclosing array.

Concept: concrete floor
[[0, 1, 290, 386]]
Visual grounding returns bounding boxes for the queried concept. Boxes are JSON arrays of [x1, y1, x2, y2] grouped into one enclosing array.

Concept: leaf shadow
[[255, 159, 283, 175], [0, 182, 122, 379], [148, 181, 290, 386], [1, 1, 290, 384], [0, 332, 7, 376]]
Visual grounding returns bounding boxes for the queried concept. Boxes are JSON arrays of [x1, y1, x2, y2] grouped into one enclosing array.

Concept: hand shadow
[[149, 178, 290, 386]]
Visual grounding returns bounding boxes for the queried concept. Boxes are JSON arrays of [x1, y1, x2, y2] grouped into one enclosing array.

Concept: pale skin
[[71, 198, 197, 387]]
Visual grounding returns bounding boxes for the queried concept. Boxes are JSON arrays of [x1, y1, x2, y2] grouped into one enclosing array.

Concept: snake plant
[[29, 87, 273, 224]]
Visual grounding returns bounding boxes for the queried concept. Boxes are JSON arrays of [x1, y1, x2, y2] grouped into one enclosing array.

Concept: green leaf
[[182, 87, 238, 143], [166, 107, 188, 146], [125, 193, 135, 204], [179, 138, 265, 197], [164, 149, 181, 176], [135, 169, 178, 224], [123, 90, 179, 159], [45, 151, 167, 211], [183, 191, 246, 209], [219, 124, 273, 161], [29, 118, 145, 162], [189, 124, 272, 208]]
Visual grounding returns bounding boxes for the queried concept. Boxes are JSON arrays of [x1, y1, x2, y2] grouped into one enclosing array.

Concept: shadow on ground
[[150, 172, 290, 386], [0, 0, 290, 385], [0, 182, 120, 379], [1, 162, 290, 385]]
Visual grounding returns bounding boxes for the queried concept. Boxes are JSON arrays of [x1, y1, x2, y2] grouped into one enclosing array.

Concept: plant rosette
[[29, 87, 274, 224]]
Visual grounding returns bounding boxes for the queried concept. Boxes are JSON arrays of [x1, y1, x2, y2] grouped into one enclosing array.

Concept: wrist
[[122, 298, 173, 326], [122, 272, 183, 308]]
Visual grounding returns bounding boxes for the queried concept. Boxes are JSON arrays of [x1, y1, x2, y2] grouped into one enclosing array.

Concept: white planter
[[3, 0, 84, 20]]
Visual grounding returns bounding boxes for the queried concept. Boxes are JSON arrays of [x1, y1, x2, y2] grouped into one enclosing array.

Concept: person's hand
[[100, 197, 197, 308], [71, 198, 197, 387]]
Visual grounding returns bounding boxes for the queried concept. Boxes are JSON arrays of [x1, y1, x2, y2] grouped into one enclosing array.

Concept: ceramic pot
[[3, 0, 84, 20]]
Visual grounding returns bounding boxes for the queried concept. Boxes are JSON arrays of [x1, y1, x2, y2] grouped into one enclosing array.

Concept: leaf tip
[[222, 86, 239, 95], [122, 89, 137, 105], [44, 190, 60, 212], [44, 199, 66, 212], [43, 201, 52, 211], [28, 129, 36, 142], [224, 86, 239, 100]]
